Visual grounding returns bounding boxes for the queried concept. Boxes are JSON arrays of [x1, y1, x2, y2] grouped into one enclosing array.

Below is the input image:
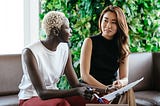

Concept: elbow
[[39, 96, 47, 100], [36, 89, 48, 100], [39, 94, 47, 100]]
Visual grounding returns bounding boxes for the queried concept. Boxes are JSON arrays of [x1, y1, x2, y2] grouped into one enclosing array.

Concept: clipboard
[[102, 77, 144, 101]]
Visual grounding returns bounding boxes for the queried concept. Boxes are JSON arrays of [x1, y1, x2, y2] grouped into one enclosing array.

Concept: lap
[[19, 96, 95, 106], [111, 89, 136, 106], [65, 96, 90, 106], [19, 97, 70, 106], [19, 89, 136, 106]]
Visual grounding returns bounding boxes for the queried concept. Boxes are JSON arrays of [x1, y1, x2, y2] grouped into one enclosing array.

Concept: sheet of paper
[[102, 77, 144, 101]]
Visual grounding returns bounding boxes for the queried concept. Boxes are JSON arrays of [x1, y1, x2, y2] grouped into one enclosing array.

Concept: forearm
[[82, 74, 107, 89], [80, 74, 111, 95], [37, 88, 79, 100], [78, 81, 107, 96]]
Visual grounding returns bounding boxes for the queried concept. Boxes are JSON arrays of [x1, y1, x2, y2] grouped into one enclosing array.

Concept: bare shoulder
[[22, 48, 32, 57], [21, 48, 36, 62], [81, 37, 92, 53], [84, 37, 92, 43], [82, 37, 92, 47]]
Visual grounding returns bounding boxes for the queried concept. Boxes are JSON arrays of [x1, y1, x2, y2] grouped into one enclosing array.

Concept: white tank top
[[18, 41, 69, 99]]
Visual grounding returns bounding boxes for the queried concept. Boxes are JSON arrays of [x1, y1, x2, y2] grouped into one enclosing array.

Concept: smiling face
[[101, 11, 118, 40]]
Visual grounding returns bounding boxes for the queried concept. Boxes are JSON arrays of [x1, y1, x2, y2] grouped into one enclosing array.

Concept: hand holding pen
[[93, 93, 110, 104], [93, 93, 105, 104], [105, 84, 118, 94], [87, 87, 110, 104]]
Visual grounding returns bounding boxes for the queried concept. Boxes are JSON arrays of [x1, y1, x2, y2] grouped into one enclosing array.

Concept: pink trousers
[[19, 96, 99, 106], [19, 89, 136, 106]]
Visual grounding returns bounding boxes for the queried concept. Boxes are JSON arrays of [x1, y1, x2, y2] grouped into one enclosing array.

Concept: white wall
[[24, 0, 40, 46], [0, 0, 40, 54]]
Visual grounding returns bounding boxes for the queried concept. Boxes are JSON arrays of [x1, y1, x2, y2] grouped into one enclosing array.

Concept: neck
[[102, 34, 113, 40], [41, 37, 60, 51]]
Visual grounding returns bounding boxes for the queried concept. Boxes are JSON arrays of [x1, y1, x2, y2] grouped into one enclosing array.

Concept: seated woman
[[80, 5, 136, 106], [18, 11, 99, 106]]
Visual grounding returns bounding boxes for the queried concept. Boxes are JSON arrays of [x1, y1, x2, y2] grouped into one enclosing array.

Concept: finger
[[92, 88, 99, 94], [113, 80, 120, 85], [113, 80, 121, 87], [84, 93, 93, 100], [85, 88, 93, 94], [112, 80, 118, 85]]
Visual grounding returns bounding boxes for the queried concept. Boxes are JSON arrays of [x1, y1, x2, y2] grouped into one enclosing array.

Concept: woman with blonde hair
[[18, 11, 96, 106]]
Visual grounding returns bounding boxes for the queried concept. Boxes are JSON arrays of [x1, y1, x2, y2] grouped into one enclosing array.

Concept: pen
[[93, 93, 105, 104], [87, 87, 109, 104], [87, 87, 104, 103]]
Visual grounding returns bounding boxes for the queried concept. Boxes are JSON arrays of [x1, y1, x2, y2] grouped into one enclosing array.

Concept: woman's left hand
[[112, 80, 123, 89]]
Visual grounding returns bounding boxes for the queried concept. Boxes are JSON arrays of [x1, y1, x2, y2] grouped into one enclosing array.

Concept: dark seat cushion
[[135, 91, 160, 106], [0, 94, 18, 106]]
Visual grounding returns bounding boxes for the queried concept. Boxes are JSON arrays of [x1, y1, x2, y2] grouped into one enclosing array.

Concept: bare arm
[[112, 52, 129, 88], [22, 48, 86, 100], [65, 50, 110, 95], [119, 55, 129, 85], [64, 51, 81, 87], [80, 38, 107, 89]]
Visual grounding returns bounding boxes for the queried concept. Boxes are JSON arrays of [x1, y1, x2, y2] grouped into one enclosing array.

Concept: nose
[[69, 28, 72, 36], [106, 22, 111, 28]]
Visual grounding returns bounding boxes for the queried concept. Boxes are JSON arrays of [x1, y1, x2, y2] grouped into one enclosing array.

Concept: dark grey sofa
[[0, 52, 160, 106], [128, 52, 160, 106], [0, 54, 22, 106]]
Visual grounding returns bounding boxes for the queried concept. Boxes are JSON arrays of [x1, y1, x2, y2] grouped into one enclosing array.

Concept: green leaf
[[40, 0, 160, 89]]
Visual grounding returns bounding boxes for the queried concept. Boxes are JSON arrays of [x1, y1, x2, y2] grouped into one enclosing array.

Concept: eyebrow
[[104, 17, 117, 21]]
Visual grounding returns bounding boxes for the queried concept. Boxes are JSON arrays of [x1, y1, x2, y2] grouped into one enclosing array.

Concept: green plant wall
[[40, 0, 160, 89]]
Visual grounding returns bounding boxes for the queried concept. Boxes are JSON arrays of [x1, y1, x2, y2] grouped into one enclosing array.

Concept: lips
[[104, 29, 112, 33]]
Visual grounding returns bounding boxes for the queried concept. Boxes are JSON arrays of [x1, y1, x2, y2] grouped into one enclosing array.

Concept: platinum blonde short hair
[[42, 11, 66, 36]]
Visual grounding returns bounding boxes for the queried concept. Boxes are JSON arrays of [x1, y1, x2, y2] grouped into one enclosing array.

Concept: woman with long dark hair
[[80, 5, 136, 105]]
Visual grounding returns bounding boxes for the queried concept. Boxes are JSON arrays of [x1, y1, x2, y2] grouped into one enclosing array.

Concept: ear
[[50, 27, 60, 36]]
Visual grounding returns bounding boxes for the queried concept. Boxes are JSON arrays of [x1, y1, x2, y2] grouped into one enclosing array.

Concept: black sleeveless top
[[90, 34, 120, 85]]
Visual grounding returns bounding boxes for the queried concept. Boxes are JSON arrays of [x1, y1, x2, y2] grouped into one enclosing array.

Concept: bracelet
[[105, 84, 113, 93], [105, 87, 109, 94]]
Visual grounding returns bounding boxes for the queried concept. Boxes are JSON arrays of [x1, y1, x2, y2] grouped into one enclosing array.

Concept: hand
[[76, 87, 94, 100], [105, 85, 118, 94], [112, 80, 123, 89]]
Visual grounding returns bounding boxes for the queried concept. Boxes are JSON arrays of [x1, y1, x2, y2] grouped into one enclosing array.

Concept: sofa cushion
[[0, 94, 18, 106], [135, 91, 160, 106], [0, 54, 22, 96], [128, 52, 154, 91], [135, 99, 153, 106]]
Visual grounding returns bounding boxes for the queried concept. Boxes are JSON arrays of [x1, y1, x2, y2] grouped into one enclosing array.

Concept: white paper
[[102, 77, 144, 101]]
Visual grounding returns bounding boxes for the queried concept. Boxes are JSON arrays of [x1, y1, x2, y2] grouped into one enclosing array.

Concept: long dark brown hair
[[98, 5, 130, 63]]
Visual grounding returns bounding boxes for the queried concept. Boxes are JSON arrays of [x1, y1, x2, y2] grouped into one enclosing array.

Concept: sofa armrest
[[153, 52, 160, 91]]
